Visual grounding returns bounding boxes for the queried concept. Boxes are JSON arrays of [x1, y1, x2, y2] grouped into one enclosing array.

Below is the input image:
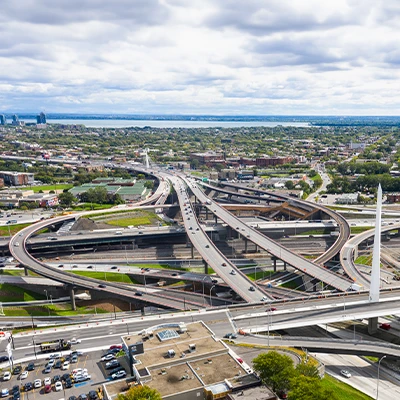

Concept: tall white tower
[[369, 184, 382, 303]]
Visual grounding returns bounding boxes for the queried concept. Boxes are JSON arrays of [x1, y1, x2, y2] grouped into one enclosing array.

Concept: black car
[[13, 392, 20, 400], [11, 386, 20, 394], [53, 375, 61, 383], [24, 382, 33, 391], [13, 366, 22, 375], [26, 362, 35, 371], [69, 396, 77, 400], [62, 373, 71, 382], [0, 356, 9, 363], [98, 284, 106, 289], [88, 391, 98, 400], [54, 360, 62, 369], [65, 379, 73, 389], [107, 348, 120, 355], [79, 394, 88, 400], [135, 291, 143, 296], [111, 266, 118, 270]]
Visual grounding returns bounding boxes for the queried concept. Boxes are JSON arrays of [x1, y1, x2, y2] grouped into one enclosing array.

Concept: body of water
[[23, 119, 310, 128]]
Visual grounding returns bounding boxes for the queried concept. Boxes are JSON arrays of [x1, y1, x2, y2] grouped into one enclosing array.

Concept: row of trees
[[253, 351, 337, 400]]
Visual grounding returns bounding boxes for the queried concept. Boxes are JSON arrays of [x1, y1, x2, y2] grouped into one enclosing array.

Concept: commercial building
[[190, 151, 225, 167], [0, 171, 35, 186], [386, 193, 400, 203], [103, 322, 261, 400], [0, 115, 6, 125], [36, 112, 47, 124]]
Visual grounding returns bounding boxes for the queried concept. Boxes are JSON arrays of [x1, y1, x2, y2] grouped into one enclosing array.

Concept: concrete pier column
[[24, 267, 29, 276], [368, 317, 378, 335], [69, 287, 76, 311], [203, 260, 208, 274], [191, 243, 194, 259], [283, 262, 287, 271], [244, 238, 248, 253], [205, 208, 209, 220], [273, 258, 277, 272]]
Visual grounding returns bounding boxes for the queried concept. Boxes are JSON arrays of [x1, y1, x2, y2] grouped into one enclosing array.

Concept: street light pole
[[44, 289, 48, 302], [209, 284, 216, 307], [376, 355, 387, 399]]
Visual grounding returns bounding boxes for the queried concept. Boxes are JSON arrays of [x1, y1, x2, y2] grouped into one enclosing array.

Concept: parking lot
[[0, 348, 130, 400]]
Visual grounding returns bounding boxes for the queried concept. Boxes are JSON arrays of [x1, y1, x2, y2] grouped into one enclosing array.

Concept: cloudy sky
[[1, 0, 400, 115]]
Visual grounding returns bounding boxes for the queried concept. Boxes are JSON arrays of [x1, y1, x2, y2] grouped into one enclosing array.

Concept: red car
[[44, 385, 52, 393], [380, 323, 391, 331], [109, 345, 122, 350]]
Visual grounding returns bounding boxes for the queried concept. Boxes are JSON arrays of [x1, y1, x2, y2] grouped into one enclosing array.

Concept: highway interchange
[[3, 161, 400, 399]]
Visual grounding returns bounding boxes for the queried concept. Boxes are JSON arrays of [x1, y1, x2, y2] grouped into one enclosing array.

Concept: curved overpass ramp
[[340, 223, 400, 289], [195, 180, 353, 291]]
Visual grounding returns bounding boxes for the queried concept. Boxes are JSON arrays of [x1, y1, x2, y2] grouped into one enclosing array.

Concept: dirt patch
[[71, 218, 110, 231], [76, 298, 135, 312]]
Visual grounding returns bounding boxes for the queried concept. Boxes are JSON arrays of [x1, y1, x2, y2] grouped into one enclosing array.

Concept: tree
[[285, 181, 294, 190], [117, 385, 162, 400], [253, 351, 295, 393], [58, 192, 77, 208], [295, 362, 319, 378]]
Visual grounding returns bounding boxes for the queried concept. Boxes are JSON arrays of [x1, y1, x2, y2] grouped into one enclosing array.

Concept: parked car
[[26, 362, 35, 371], [3, 372, 11, 381], [44, 384, 52, 393], [24, 382, 33, 391], [55, 382, 63, 392], [64, 379, 73, 389], [54, 360, 62, 369], [111, 370, 126, 380], [109, 344, 123, 350], [105, 360, 120, 369], [44, 377, 52, 386], [101, 354, 115, 362], [33, 379, 42, 388], [19, 371, 28, 380], [88, 391, 98, 400], [13, 366, 22, 375], [62, 361, 70, 370], [44, 366, 52, 374], [1, 389, 9, 398]]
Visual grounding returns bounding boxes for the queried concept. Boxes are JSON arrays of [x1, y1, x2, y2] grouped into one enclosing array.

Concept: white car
[[48, 353, 62, 359], [101, 354, 115, 362], [44, 377, 52, 386], [68, 338, 81, 345], [20, 371, 28, 380], [1, 389, 9, 398], [62, 361, 70, 370], [3, 372, 11, 381], [34, 379, 42, 388], [55, 381, 63, 392], [111, 370, 126, 380], [72, 368, 87, 376], [230, 270, 236, 275], [74, 373, 91, 382], [340, 369, 351, 378]]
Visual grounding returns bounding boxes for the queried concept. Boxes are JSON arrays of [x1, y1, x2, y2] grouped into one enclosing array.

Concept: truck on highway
[[39, 339, 71, 353], [348, 283, 362, 291]]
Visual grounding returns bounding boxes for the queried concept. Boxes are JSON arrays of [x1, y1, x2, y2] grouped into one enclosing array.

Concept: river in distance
[[24, 119, 310, 128]]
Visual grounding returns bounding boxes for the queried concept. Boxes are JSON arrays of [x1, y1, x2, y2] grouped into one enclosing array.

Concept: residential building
[[0, 171, 35, 186]]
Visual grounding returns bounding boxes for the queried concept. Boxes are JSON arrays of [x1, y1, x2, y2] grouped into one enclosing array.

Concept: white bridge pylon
[[369, 184, 382, 303]]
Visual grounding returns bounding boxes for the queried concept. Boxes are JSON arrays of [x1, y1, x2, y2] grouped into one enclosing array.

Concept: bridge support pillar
[[283, 262, 287, 271], [226, 226, 232, 240], [205, 208, 209, 220], [203, 260, 208, 274], [273, 258, 277, 272], [368, 317, 378, 335], [244, 238, 248, 253], [69, 287, 76, 311], [24, 267, 29, 276], [214, 215, 218, 224]]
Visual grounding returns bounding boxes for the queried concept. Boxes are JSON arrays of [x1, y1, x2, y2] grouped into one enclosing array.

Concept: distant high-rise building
[[0, 115, 6, 125], [12, 114, 19, 125], [36, 112, 46, 124]]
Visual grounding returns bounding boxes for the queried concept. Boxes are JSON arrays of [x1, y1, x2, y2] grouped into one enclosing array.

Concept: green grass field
[[4, 304, 109, 317], [0, 283, 45, 302], [351, 226, 372, 234], [0, 223, 31, 236], [106, 210, 164, 227], [72, 203, 114, 211], [69, 270, 139, 284], [320, 375, 372, 400], [18, 184, 73, 193], [355, 255, 372, 266]]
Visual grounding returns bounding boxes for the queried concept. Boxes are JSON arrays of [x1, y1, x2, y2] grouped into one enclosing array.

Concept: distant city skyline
[[1, 1, 400, 115]]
